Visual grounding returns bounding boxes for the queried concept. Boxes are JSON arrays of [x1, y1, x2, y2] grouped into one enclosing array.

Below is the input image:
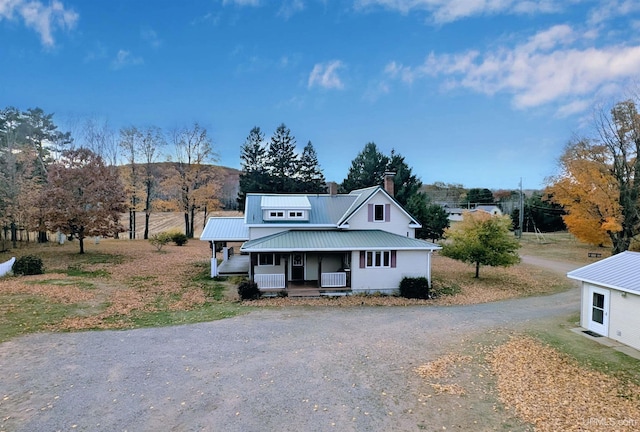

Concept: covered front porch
[[249, 251, 352, 296]]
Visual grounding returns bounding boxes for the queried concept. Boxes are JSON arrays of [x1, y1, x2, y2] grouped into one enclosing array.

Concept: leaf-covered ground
[[415, 337, 640, 431]]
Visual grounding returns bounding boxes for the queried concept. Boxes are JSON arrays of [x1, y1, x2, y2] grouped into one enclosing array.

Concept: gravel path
[[0, 281, 580, 432]]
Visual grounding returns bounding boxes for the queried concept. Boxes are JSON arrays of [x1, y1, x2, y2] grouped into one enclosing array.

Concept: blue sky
[[2, 0, 640, 190]]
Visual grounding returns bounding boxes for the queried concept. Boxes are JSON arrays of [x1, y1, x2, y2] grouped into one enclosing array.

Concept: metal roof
[[200, 217, 250, 241], [567, 251, 640, 294], [245, 193, 357, 225], [241, 229, 441, 252], [261, 195, 311, 209]]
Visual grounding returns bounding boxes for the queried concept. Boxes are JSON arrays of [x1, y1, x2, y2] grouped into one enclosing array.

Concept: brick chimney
[[383, 171, 395, 197], [327, 181, 338, 195]]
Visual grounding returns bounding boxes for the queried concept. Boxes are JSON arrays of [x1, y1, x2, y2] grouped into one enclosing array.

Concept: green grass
[[27, 278, 96, 289], [527, 315, 640, 388], [64, 265, 110, 278], [0, 294, 80, 342]]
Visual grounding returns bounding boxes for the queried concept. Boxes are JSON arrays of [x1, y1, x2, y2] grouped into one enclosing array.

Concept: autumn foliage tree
[[547, 99, 640, 253], [441, 211, 520, 278], [43, 148, 126, 253]]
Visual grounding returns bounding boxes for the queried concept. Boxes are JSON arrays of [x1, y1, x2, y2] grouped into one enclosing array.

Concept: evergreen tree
[[387, 149, 422, 207], [298, 141, 326, 193], [340, 142, 389, 193], [267, 123, 298, 192], [238, 126, 267, 210], [405, 192, 449, 241]]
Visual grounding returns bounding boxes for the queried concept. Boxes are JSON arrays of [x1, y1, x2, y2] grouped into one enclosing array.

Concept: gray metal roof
[[200, 217, 250, 241], [241, 229, 441, 252], [244, 193, 357, 225], [261, 195, 311, 209], [567, 251, 640, 294]]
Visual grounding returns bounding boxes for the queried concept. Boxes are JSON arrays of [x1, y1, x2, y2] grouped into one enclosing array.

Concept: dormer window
[[261, 196, 311, 222], [269, 211, 285, 219], [289, 211, 304, 219]]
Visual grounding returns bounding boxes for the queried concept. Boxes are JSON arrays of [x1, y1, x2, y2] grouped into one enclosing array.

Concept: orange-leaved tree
[[43, 148, 127, 253], [546, 99, 640, 254], [546, 139, 622, 247]]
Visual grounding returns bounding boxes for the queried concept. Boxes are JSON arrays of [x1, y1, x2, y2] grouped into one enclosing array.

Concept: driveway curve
[[1, 288, 581, 432]]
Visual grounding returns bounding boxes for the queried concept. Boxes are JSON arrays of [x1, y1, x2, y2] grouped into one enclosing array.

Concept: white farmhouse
[[201, 174, 441, 296]]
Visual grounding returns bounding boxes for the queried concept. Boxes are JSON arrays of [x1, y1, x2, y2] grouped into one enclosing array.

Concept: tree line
[[0, 107, 220, 252]]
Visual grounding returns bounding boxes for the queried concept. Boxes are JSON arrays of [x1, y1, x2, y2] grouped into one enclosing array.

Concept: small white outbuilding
[[567, 251, 640, 351]]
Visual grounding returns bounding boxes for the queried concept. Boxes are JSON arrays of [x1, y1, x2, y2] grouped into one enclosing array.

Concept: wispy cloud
[[384, 24, 640, 114], [353, 0, 564, 23], [278, 0, 305, 19], [141, 27, 162, 49], [0, 0, 78, 47], [308, 60, 346, 90], [222, 0, 261, 6], [111, 49, 144, 70]]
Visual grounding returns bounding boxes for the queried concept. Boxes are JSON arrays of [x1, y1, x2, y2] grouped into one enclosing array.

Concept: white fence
[[255, 274, 286, 289], [321, 272, 347, 288]]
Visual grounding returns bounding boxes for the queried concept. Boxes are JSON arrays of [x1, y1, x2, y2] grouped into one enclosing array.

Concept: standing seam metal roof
[[240, 229, 441, 251], [567, 251, 640, 293]]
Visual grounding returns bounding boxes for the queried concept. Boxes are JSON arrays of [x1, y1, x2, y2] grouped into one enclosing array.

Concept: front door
[[291, 253, 304, 281], [588, 286, 610, 336]]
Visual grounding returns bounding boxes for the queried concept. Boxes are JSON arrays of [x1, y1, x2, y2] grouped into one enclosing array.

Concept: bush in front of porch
[[238, 280, 261, 300]]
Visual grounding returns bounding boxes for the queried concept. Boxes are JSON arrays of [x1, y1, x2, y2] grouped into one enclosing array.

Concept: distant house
[[201, 174, 441, 296], [473, 205, 502, 216], [567, 251, 640, 351], [441, 204, 502, 222]]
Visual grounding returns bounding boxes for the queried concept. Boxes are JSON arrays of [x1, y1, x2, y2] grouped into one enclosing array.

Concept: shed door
[[588, 286, 610, 336]]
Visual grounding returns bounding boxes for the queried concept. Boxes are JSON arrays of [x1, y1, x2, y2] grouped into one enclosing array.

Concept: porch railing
[[255, 274, 286, 290], [321, 272, 347, 288]]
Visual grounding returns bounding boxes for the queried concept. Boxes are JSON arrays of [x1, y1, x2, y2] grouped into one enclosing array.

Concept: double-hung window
[[374, 204, 385, 221], [258, 253, 274, 266]]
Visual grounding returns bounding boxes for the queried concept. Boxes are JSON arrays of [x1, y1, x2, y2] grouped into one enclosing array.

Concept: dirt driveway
[[0, 282, 580, 432]]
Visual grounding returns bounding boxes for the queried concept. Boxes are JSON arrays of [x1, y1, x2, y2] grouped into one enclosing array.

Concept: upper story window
[[289, 211, 304, 219], [374, 204, 385, 221], [269, 211, 285, 219], [369, 203, 390, 222]]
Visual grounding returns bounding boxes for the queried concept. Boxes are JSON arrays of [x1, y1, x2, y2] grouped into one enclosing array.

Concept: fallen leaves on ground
[[415, 354, 473, 396], [488, 336, 640, 431]]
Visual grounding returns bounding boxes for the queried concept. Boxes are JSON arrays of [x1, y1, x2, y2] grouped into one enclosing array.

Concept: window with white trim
[[269, 211, 285, 219], [258, 253, 275, 266], [374, 204, 385, 221], [288, 211, 304, 219], [366, 251, 390, 268]]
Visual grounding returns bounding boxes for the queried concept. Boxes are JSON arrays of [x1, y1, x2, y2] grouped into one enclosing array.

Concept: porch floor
[[218, 255, 250, 275]]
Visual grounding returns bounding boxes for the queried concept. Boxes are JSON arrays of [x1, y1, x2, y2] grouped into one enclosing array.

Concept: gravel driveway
[[0, 274, 581, 432]]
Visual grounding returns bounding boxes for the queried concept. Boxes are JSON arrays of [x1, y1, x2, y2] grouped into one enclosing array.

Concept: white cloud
[[141, 27, 162, 49], [385, 24, 640, 114], [278, 0, 305, 19], [0, 0, 78, 47], [308, 60, 346, 90], [111, 49, 144, 70], [353, 0, 565, 23]]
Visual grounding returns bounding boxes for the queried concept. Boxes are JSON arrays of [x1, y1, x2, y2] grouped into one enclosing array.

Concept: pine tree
[[297, 141, 326, 193], [267, 123, 298, 193], [340, 142, 389, 193], [238, 126, 268, 210], [387, 149, 422, 207]]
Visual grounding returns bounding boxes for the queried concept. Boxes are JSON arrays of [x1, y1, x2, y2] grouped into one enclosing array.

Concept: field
[[1, 224, 639, 430]]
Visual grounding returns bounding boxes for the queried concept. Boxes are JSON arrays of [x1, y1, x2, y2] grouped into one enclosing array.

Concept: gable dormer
[[261, 195, 311, 222]]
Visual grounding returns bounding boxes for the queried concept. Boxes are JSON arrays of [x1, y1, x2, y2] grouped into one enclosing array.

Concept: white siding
[[346, 190, 416, 237], [350, 250, 427, 294], [608, 290, 640, 351]]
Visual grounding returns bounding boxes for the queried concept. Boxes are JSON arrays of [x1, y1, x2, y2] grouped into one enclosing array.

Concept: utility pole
[[518, 178, 524, 239]]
